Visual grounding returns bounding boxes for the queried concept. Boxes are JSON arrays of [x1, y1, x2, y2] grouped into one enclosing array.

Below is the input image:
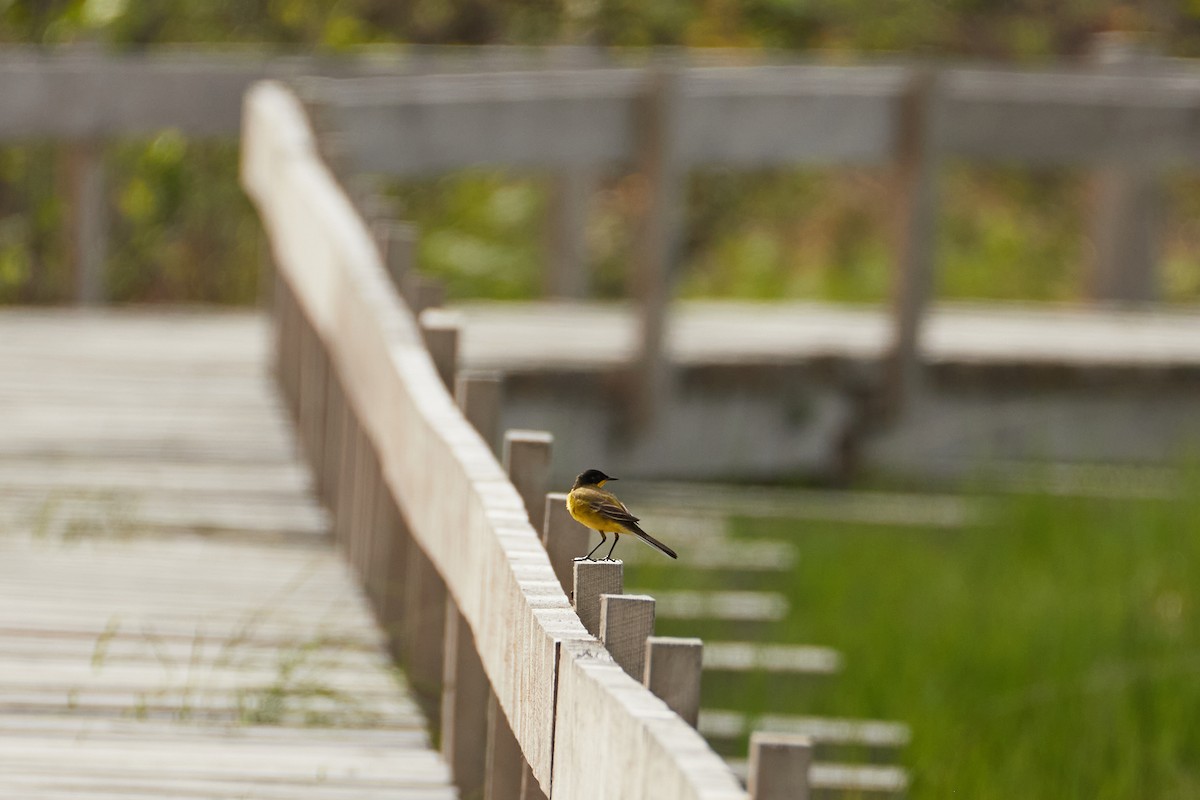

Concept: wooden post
[[320, 370, 346, 511], [296, 319, 328, 475], [503, 430, 554, 533], [377, 494, 410, 650], [67, 141, 107, 306], [378, 220, 417, 294], [333, 408, 361, 553], [572, 560, 622, 638], [519, 761, 549, 800], [600, 594, 655, 680], [404, 544, 447, 706], [544, 168, 594, 298], [628, 65, 685, 427], [643, 636, 703, 727], [484, 691, 524, 800], [1087, 32, 1162, 305], [419, 308, 461, 390], [408, 275, 447, 316], [748, 733, 812, 800], [456, 371, 503, 455], [275, 282, 301, 421], [885, 68, 938, 417], [441, 601, 489, 798], [542, 492, 591, 594]]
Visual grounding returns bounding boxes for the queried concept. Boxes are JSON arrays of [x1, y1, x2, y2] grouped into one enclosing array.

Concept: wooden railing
[[241, 80, 812, 800], [6, 47, 1199, 415], [301, 53, 1200, 417]]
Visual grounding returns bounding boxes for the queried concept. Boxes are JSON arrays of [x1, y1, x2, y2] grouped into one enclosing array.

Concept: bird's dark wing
[[587, 497, 640, 527], [576, 488, 641, 528]]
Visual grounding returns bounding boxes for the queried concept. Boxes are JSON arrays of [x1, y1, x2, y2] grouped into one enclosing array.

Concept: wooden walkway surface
[[0, 309, 456, 800]]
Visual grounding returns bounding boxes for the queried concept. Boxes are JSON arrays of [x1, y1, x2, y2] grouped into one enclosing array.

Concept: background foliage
[[2, 0, 1200, 305]]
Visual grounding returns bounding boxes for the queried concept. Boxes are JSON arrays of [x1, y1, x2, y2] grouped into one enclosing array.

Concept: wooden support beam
[[484, 691, 524, 800], [377, 220, 417, 294], [748, 732, 812, 800], [441, 602, 489, 798], [544, 168, 595, 298], [885, 69, 938, 417], [572, 559, 622, 638], [542, 492, 591, 594], [1087, 32, 1162, 306], [503, 430, 554, 533], [420, 308, 461, 390], [455, 371, 503, 455], [600, 593, 656, 680], [403, 541, 447, 706], [66, 141, 107, 306], [628, 65, 685, 427], [520, 762, 549, 800], [644, 636, 703, 728], [407, 274, 447, 316]]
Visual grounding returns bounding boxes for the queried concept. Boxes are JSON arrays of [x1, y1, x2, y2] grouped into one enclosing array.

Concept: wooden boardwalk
[[454, 300, 1200, 372], [0, 310, 456, 800]]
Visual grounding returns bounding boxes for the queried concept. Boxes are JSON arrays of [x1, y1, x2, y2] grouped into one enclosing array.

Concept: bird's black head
[[573, 468, 616, 489]]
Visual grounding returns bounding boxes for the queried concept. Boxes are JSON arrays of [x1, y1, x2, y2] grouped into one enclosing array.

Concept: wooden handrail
[[240, 79, 747, 800]]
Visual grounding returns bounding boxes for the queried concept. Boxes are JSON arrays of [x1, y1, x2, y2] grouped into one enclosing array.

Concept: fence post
[[378, 220, 417, 295], [503, 430, 554, 533], [420, 308, 461, 391], [643, 636, 703, 727], [456, 371, 503, 455], [600, 594, 656, 680], [544, 168, 595, 298], [440, 601, 489, 798], [572, 560, 623, 638], [885, 68, 938, 417], [67, 141, 107, 306], [748, 733, 813, 800], [484, 692, 524, 800], [542, 492, 591, 594], [628, 64, 685, 427], [1086, 32, 1162, 305]]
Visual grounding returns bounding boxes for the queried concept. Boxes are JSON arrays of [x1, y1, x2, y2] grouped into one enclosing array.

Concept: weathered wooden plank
[[644, 636, 703, 728], [747, 732, 812, 800], [599, 594, 656, 680], [553, 640, 746, 800], [937, 67, 1200, 165]]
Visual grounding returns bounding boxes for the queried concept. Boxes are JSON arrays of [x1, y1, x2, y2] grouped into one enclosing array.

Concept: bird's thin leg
[[604, 535, 619, 561], [584, 532, 607, 561]]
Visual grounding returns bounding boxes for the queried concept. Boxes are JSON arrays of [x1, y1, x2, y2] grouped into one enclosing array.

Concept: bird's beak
[[607, 477, 618, 481]]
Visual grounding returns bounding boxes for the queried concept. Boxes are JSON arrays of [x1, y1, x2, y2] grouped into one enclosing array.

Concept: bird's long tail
[[634, 529, 678, 559]]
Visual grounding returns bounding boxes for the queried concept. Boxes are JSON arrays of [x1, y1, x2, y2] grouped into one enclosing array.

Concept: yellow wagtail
[[566, 469, 678, 561]]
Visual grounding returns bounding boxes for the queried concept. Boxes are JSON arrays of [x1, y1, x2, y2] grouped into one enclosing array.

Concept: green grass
[[628, 487, 1200, 799]]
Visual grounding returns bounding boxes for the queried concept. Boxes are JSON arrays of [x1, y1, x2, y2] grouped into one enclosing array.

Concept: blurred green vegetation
[[2, 1, 1200, 305], [628, 479, 1200, 799]]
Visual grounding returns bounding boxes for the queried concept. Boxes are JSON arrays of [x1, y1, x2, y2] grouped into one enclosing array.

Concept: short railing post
[[600, 594, 656, 680], [484, 692, 524, 800], [643, 636, 703, 727], [456, 371, 503, 455], [440, 599, 489, 798], [572, 560, 623, 638], [503, 430, 554, 533], [542, 493, 591, 594], [378, 220, 417, 296], [748, 733, 813, 800], [419, 308, 461, 391], [399, 522, 446, 709]]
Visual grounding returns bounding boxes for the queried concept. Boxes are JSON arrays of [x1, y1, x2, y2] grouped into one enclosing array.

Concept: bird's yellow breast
[[567, 489, 627, 534]]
